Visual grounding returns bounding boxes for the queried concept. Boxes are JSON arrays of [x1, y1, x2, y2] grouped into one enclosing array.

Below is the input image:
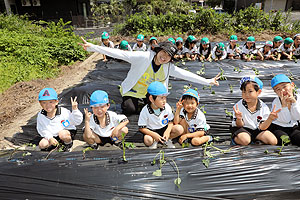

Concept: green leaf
[[202, 159, 210, 168], [264, 149, 269, 154], [281, 135, 290, 144], [153, 169, 162, 176], [174, 178, 181, 188]]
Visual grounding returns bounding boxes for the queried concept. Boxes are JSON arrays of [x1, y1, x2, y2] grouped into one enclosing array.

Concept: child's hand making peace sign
[[71, 97, 78, 110]]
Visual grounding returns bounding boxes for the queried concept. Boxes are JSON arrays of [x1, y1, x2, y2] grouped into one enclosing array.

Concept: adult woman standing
[[79, 38, 220, 115]]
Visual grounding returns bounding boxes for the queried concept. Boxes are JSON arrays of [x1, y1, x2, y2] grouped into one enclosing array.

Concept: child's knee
[[235, 133, 251, 146], [172, 125, 184, 135], [39, 138, 50, 149], [144, 135, 154, 146], [191, 136, 209, 146], [59, 130, 71, 141], [120, 126, 128, 134]]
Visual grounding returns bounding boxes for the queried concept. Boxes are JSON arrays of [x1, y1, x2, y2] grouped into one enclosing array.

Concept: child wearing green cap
[[117, 40, 132, 51], [279, 37, 294, 60], [37, 88, 83, 151], [241, 36, 256, 61], [168, 37, 176, 45], [272, 36, 283, 60], [212, 42, 227, 61], [79, 38, 220, 116], [138, 82, 183, 149], [148, 36, 158, 51], [83, 90, 129, 149], [257, 41, 275, 61], [226, 35, 241, 60], [174, 89, 212, 146], [133, 34, 147, 51], [231, 76, 280, 146], [101, 31, 114, 62], [268, 74, 300, 146], [198, 37, 212, 62], [183, 35, 198, 61], [292, 34, 300, 59], [174, 37, 184, 59]]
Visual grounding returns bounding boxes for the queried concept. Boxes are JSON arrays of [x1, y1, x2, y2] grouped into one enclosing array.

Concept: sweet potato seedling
[[264, 135, 290, 156], [121, 132, 135, 162]]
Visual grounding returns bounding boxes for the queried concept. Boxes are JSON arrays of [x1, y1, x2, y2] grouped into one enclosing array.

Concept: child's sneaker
[[149, 141, 158, 149], [62, 141, 73, 152], [165, 139, 175, 148]]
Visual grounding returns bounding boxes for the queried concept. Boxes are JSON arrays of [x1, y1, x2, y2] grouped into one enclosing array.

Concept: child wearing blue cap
[[268, 74, 300, 146], [36, 88, 83, 151], [83, 90, 129, 149], [133, 34, 147, 51], [174, 89, 212, 146], [100, 31, 114, 62], [138, 82, 183, 149], [231, 76, 280, 146]]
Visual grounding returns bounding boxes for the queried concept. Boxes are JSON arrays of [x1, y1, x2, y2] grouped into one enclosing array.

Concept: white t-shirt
[[88, 111, 127, 137], [226, 45, 241, 56], [138, 103, 174, 130], [279, 44, 293, 53], [182, 46, 198, 55], [293, 44, 300, 56], [211, 46, 227, 60], [198, 47, 210, 56], [272, 94, 300, 127], [258, 47, 271, 58], [179, 107, 210, 133], [232, 99, 270, 130], [101, 41, 114, 48], [176, 47, 184, 55], [36, 107, 83, 140], [132, 43, 147, 51], [241, 45, 255, 55], [271, 46, 281, 53]]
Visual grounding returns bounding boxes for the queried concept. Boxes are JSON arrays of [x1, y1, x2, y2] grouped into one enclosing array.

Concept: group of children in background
[[36, 74, 300, 151], [100, 31, 300, 62]]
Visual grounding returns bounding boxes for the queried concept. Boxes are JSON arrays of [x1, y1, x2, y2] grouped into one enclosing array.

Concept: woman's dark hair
[[243, 42, 256, 49], [182, 95, 198, 103], [146, 93, 157, 105], [199, 43, 211, 53], [240, 81, 260, 91]]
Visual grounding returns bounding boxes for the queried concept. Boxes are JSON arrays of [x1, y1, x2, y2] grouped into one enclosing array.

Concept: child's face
[[202, 44, 208, 48], [230, 41, 236, 46], [92, 104, 110, 118], [242, 83, 261, 104], [294, 36, 300, 45], [102, 39, 109, 45], [151, 95, 167, 109], [137, 41, 144, 46], [177, 42, 182, 48], [183, 98, 198, 113], [156, 50, 171, 64], [246, 42, 253, 48], [39, 100, 58, 113], [273, 82, 294, 98], [151, 40, 158, 46], [265, 46, 271, 51], [285, 43, 292, 48], [274, 41, 282, 48], [190, 42, 196, 48]]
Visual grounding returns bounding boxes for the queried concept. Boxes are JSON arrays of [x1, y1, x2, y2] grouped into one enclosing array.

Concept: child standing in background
[[269, 74, 300, 146], [133, 34, 147, 51], [272, 36, 283, 61], [231, 76, 280, 146], [183, 35, 198, 61], [212, 42, 227, 61], [174, 89, 212, 146], [138, 82, 183, 149], [37, 88, 83, 151], [101, 31, 114, 62], [241, 36, 256, 61], [279, 37, 294, 61], [226, 35, 241, 59], [257, 41, 274, 61], [198, 37, 212, 61]]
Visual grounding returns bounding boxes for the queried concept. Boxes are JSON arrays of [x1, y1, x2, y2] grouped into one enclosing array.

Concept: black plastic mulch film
[[3, 46, 300, 199]]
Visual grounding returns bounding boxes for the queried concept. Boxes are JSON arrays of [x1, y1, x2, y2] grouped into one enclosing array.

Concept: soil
[[0, 31, 287, 150]]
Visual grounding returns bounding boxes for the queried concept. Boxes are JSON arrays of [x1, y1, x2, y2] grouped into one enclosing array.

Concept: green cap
[[176, 37, 183, 43], [149, 36, 157, 42], [187, 35, 197, 43], [120, 40, 129, 50], [217, 42, 225, 51], [265, 41, 273, 47], [168, 37, 175, 44], [284, 37, 293, 44], [247, 36, 255, 42], [273, 36, 283, 42], [137, 34, 144, 41], [101, 31, 110, 39], [201, 37, 210, 44], [230, 35, 238, 41]]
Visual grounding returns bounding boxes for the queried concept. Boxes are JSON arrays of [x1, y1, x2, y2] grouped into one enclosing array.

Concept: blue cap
[[271, 74, 291, 88], [147, 82, 169, 96], [240, 76, 263, 89], [182, 89, 199, 102], [38, 88, 58, 101], [90, 90, 109, 107]]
